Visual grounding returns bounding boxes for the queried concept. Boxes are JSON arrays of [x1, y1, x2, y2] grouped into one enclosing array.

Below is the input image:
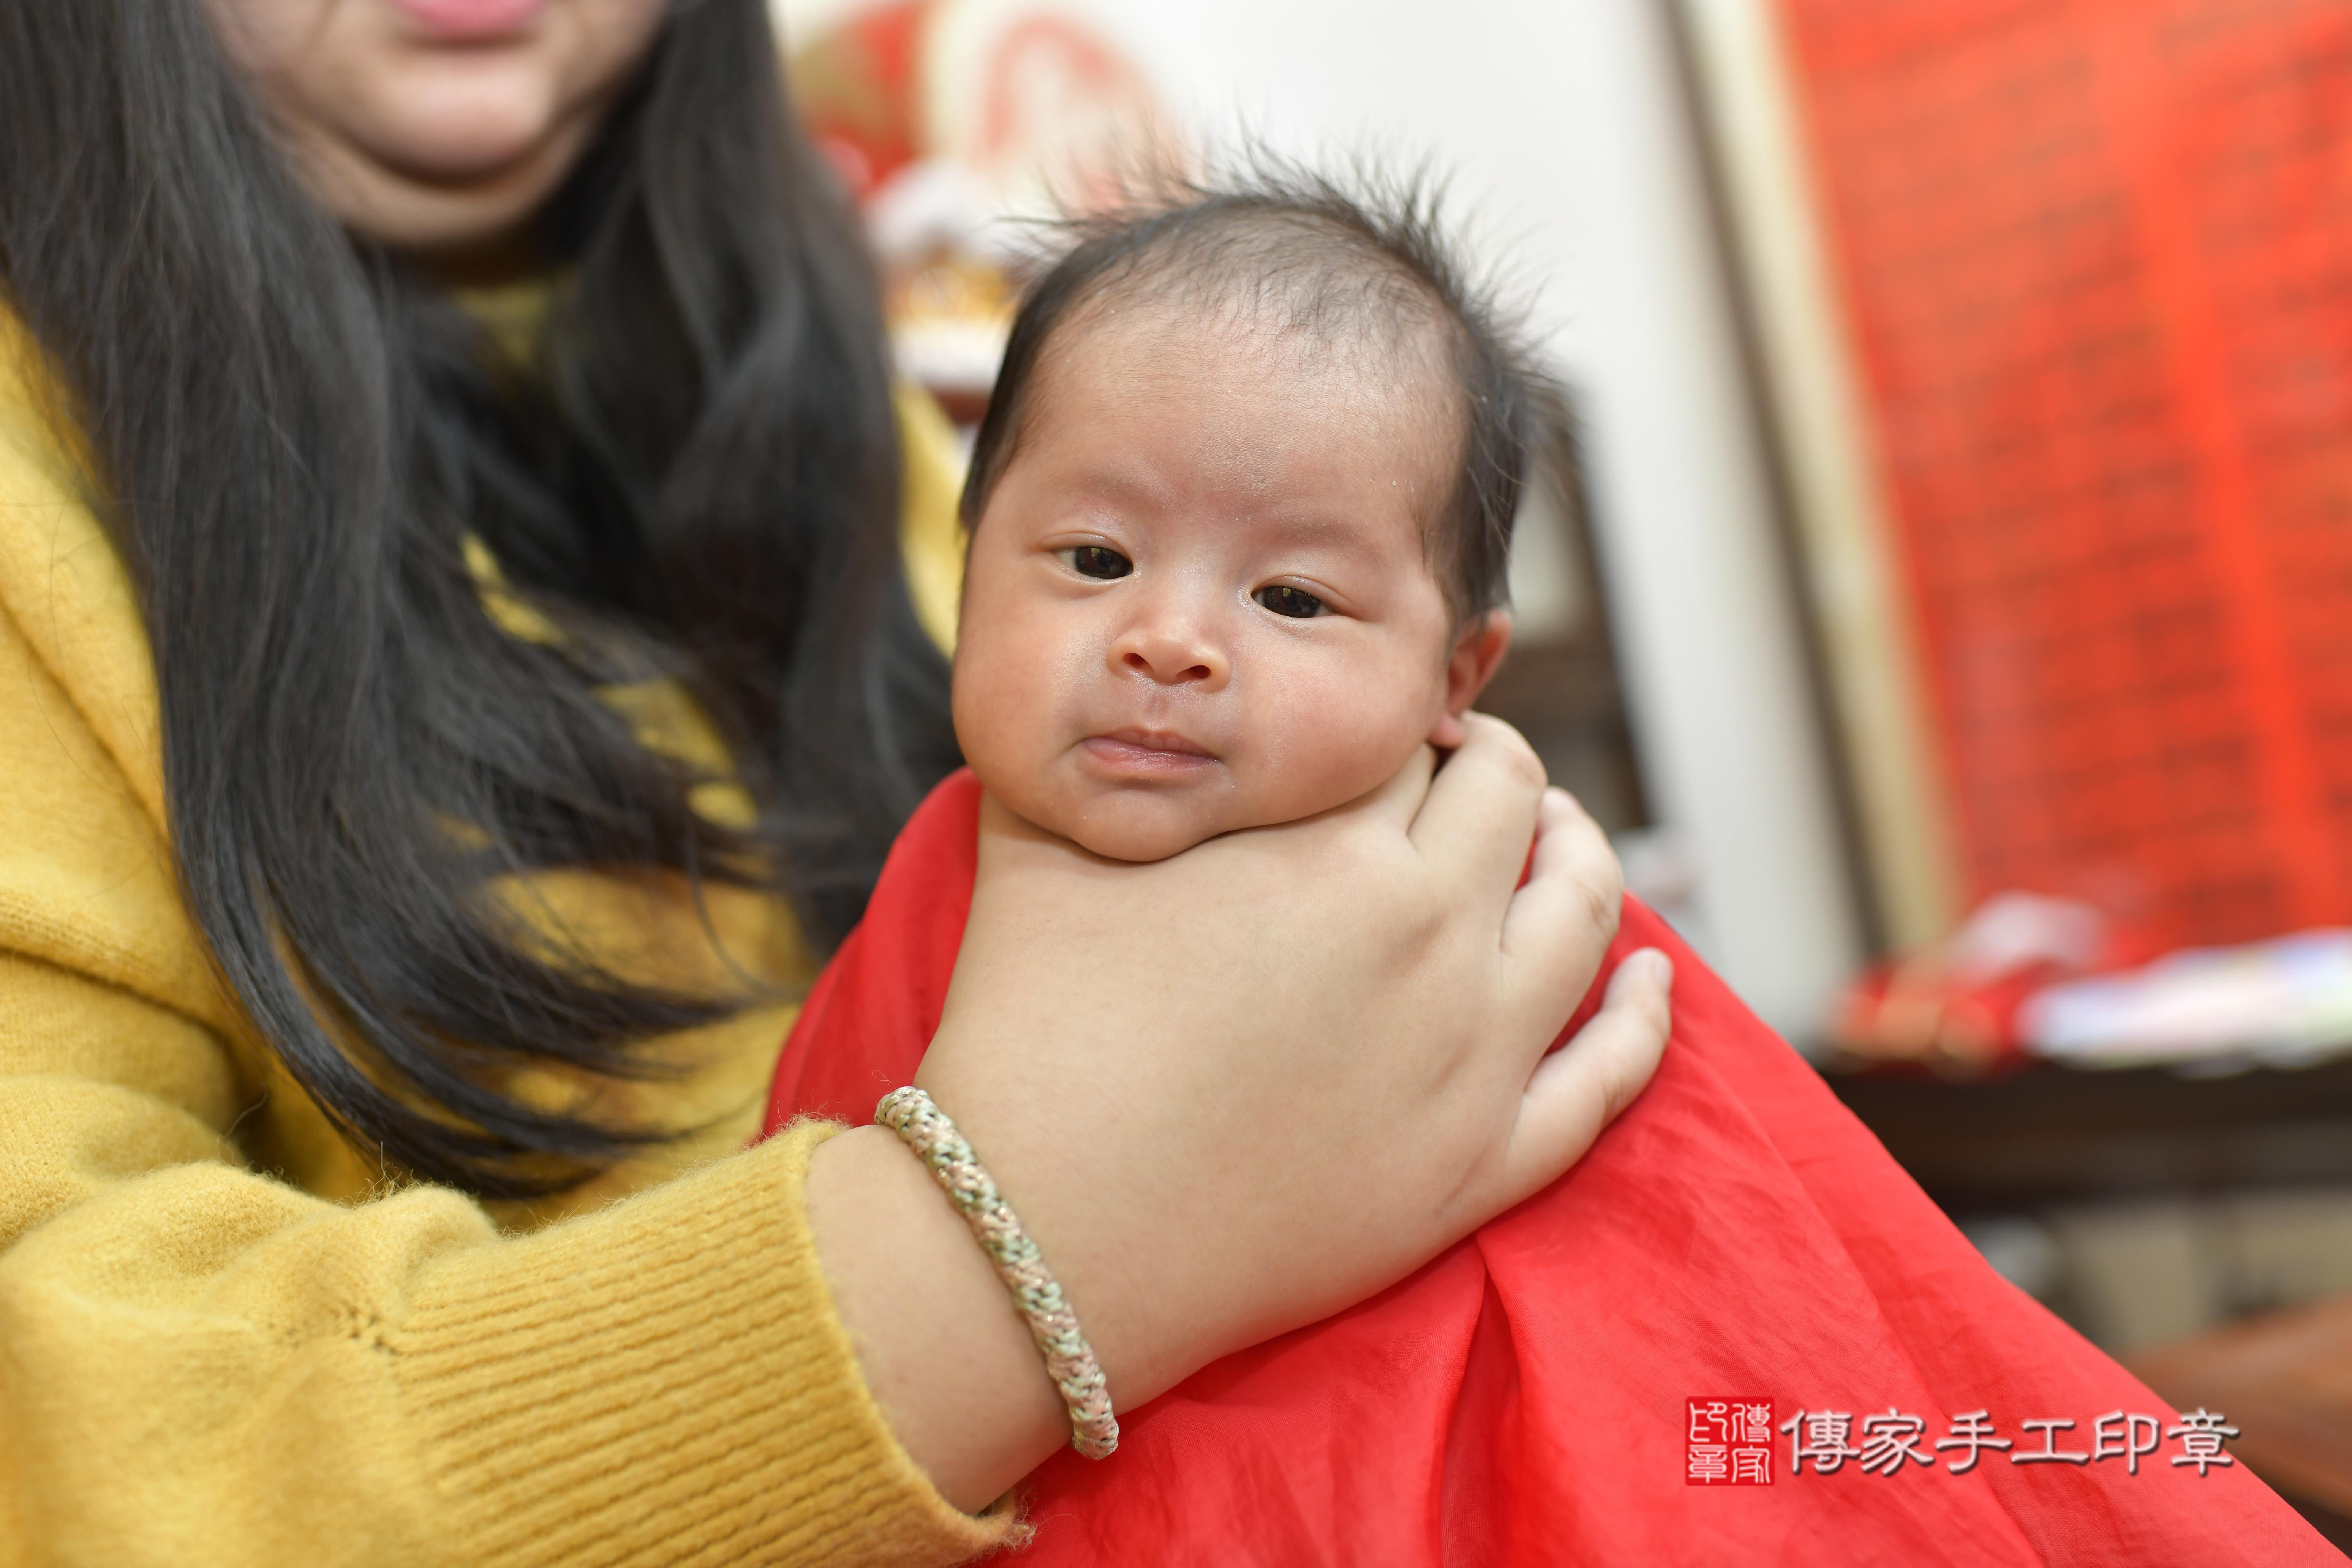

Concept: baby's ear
[[1429, 610, 1514, 750]]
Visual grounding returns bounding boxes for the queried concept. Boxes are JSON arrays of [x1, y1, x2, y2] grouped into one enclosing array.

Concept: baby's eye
[[1057, 545, 1133, 580], [1253, 584, 1327, 619]]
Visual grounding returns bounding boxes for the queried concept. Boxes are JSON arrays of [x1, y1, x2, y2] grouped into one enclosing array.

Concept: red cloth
[[765, 771, 2333, 1565]]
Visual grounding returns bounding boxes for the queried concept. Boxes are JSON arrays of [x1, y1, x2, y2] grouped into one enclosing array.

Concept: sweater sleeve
[[0, 319, 1012, 1567]]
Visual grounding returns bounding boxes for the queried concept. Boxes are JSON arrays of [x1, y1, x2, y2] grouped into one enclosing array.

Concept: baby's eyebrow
[[1250, 512, 1384, 551], [1059, 465, 1173, 514], [1049, 466, 1399, 552]]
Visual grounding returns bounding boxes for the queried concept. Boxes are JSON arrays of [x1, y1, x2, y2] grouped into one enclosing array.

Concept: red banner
[[1782, 0, 2352, 948]]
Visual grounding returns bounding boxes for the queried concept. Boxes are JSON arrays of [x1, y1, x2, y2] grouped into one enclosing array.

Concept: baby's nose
[[1122, 646, 1216, 683], [1113, 617, 1229, 689]]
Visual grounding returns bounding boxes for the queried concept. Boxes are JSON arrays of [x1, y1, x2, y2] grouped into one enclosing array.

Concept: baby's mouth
[[1080, 728, 1219, 775]]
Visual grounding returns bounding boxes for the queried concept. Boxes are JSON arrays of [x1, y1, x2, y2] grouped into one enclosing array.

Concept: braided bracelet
[[874, 1086, 1119, 1459]]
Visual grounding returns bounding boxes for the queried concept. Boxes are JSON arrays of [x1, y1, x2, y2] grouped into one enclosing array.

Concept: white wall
[[780, 0, 1865, 1038]]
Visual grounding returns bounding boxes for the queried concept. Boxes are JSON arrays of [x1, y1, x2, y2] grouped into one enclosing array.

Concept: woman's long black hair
[[0, 0, 960, 1196]]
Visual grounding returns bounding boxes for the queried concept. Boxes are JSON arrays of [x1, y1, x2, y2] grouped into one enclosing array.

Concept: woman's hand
[[805, 715, 1671, 1509]]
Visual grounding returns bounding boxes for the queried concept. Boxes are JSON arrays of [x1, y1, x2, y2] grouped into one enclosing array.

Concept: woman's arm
[[808, 721, 1673, 1509], [0, 814, 1001, 1566]]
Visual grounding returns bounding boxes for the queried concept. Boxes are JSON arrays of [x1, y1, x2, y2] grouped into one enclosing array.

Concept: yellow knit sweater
[[0, 311, 1008, 1567]]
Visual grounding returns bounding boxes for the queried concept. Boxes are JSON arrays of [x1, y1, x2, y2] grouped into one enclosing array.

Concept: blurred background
[[773, 0, 2352, 1540]]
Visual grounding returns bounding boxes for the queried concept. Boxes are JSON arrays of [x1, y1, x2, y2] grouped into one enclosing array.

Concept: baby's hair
[[959, 154, 1578, 626]]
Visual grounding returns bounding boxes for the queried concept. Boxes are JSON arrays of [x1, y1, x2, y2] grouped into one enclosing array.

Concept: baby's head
[[952, 166, 1572, 862]]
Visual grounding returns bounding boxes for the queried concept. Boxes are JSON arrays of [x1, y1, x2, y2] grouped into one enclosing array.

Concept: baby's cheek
[[953, 618, 1051, 789], [1248, 663, 1437, 819], [953, 599, 1106, 835]]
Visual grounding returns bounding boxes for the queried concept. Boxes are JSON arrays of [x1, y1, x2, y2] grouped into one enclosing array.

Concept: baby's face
[[953, 307, 1502, 862]]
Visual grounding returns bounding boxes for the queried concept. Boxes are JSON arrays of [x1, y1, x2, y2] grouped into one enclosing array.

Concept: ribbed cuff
[[394, 1122, 1017, 1568]]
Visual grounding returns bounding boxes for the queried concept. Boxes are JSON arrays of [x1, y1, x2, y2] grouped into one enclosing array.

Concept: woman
[[0, 2, 1671, 1564]]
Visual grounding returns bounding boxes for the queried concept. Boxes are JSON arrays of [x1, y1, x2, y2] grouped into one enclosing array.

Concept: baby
[[949, 170, 1544, 865], [768, 167, 1585, 1541], [766, 168, 2322, 1567]]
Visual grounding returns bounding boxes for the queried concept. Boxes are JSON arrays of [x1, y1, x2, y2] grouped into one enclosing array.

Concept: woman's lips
[[384, 0, 547, 42], [1081, 730, 1218, 775]]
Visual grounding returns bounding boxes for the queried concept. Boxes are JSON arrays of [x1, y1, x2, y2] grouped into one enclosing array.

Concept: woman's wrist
[[803, 1123, 1070, 1512], [875, 1087, 1119, 1459]]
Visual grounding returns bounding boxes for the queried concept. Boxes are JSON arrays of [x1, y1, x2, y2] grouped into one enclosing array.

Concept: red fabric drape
[[766, 771, 2331, 1564]]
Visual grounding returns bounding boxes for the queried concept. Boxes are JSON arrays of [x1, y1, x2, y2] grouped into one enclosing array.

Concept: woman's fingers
[[1501, 948, 1673, 1204], [1406, 713, 1548, 909], [1503, 786, 1623, 962]]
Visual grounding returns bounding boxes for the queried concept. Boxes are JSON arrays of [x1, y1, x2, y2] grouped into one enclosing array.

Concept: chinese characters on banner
[[1692, 1402, 2241, 1482], [1779, 0, 2352, 947]]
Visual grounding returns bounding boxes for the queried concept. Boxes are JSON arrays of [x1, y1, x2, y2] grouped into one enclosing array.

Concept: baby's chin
[[981, 775, 1246, 863], [1052, 796, 1232, 863]]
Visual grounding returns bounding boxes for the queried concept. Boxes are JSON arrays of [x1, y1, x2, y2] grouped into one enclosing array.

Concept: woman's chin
[[347, 65, 567, 182], [302, 119, 578, 253]]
